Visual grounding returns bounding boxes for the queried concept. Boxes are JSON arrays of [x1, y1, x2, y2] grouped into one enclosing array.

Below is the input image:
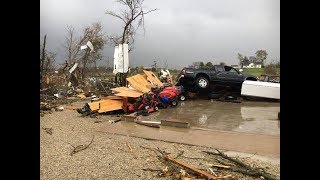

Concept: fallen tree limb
[[180, 156, 208, 161], [164, 155, 217, 180], [126, 142, 133, 151], [70, 135, 94, 156], [203, 149, 279, 180], [42, 127, 53, 135], [204, 149, 252, 169], [142, 168, 162, 172], [206, 163, 231, 169]]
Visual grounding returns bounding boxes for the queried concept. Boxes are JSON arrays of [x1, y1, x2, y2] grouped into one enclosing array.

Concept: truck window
[[215, 66, 225, 72], [224, 66, 238, 74], [228, 68, 238, 74]]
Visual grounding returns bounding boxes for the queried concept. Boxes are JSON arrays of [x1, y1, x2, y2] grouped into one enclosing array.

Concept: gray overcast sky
[[40, 0, 280, 69]]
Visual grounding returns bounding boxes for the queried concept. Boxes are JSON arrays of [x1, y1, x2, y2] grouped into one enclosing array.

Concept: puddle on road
[[157, 99, 280, 136]]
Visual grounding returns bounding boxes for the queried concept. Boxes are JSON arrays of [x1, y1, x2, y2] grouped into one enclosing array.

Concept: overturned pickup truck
[[176, 65, 257, 93]]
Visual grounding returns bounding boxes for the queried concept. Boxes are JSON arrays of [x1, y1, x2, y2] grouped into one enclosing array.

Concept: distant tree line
[[188, 61, 226, 69], [238, 50, 268, 68]]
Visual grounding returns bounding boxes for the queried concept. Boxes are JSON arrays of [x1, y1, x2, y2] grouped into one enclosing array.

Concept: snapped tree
[[238, 53, 244, 68], [63, 22, 106, 85], [106, 0, 159, 86], [40, 35, 56, 89]]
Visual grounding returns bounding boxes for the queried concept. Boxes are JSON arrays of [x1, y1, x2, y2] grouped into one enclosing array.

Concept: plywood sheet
[[143, 70, 164, 87], [88, 99, 123, 113], [114, 91, 142, 98], [133, 74, 151, 88], [111, 87, 143, 97], [126, 75, 150, 93]]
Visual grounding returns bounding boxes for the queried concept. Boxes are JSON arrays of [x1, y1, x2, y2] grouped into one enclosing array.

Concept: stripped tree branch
[[70, 135, 94, 156], [203, 149, 279, 180]]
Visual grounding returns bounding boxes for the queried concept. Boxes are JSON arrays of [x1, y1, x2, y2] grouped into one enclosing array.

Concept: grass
[[243, 68, 280, 77]]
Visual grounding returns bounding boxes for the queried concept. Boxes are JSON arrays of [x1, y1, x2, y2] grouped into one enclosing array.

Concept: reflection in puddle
[[157, 99, 280, 136], [198, 114, 208, 125]]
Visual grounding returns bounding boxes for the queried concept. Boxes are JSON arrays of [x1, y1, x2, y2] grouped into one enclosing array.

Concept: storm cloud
[[40, 0, 280, 69]]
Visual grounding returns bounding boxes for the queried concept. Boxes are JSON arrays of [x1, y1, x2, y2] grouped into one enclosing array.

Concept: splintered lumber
[[161, 120, 190, 128], [136, 121, 161, 128], [111, 87, 143, 98], [143, 70, 163, 87], [164, 156, 217, 180], [88, 99, 123, 113], [126, 74, 151, 93], [77, 93, 86, 98]]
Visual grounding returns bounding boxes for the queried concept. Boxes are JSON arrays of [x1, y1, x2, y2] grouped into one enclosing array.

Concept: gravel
[[40, 106, 280, 179]]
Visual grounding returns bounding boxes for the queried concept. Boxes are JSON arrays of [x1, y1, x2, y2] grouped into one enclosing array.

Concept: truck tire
[[196, 76, 209, 89]]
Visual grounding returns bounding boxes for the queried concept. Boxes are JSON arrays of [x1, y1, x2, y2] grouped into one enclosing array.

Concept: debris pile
[[76, 70, 184, 117], [40, 63, 119, 115]]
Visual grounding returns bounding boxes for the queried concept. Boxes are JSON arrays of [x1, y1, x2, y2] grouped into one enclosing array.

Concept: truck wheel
[[196, 76, 209, 89]]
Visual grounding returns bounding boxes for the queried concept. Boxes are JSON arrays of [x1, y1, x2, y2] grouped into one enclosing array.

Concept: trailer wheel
[[179, 95, 186, 101], [171, 100, 179, 107]]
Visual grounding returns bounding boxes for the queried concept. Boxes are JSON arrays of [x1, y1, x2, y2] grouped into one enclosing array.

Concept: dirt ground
[[40, 101, 280, 180]]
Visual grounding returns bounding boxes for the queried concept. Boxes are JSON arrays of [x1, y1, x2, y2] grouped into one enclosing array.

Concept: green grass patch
[[243, 68, 280, 77]]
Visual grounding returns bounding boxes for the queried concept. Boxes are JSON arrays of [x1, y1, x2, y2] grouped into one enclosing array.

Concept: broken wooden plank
[[164, 156, 216, 180], [143, 70, 164, 87], [77, 93, 86, 98], [100, 96, 124, 100], [64, 106, 82, 110], [121, 114, 138, 122], [136, 121, 161, 128], [161, 120, 190, 128]]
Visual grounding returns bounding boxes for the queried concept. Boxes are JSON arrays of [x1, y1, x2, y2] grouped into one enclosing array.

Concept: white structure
[[113, 44, 129, 74], [241, 80, 280, 99], [243, 63, 262, 68], [80, 41, 94, 53]]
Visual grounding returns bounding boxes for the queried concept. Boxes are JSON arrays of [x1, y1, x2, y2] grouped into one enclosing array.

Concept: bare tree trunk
[[81, 49, 90, 82], [40, 35, 47, 90]]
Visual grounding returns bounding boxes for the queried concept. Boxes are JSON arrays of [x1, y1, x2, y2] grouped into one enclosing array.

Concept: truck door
[[214, 66, 227, 85], [217, 66, 243, 85]]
